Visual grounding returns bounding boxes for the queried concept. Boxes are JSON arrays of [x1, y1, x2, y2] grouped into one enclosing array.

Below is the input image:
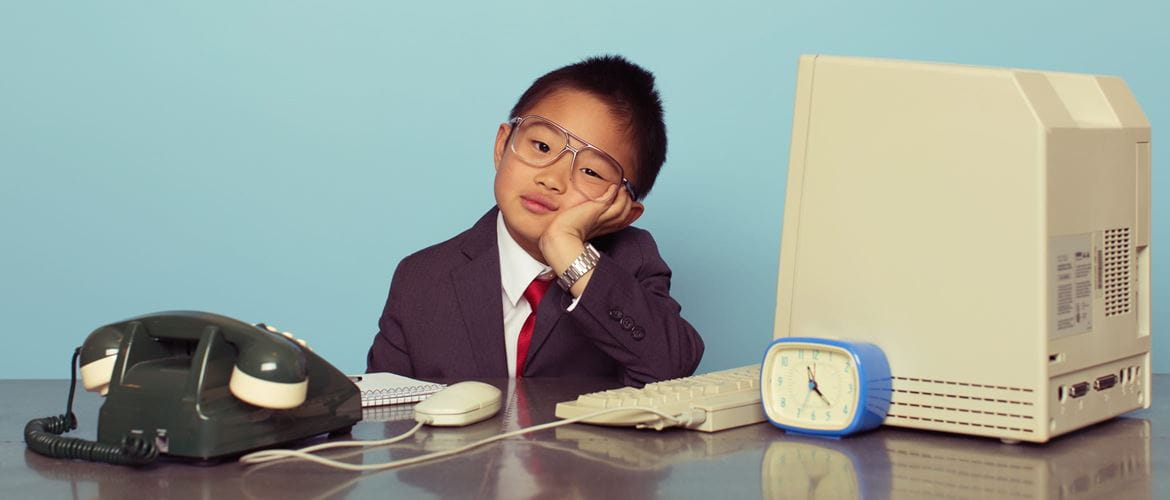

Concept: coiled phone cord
[[23, 348, 158, 466]]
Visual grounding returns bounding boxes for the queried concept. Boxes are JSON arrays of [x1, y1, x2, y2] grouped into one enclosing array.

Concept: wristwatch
[[557, 243, 600, 291]]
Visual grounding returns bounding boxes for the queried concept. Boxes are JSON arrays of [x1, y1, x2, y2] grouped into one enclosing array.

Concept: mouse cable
[[238, 406, 699, 472], [241, 420, 426, 464]]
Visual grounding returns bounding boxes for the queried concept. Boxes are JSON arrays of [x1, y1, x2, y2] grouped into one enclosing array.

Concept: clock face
[[763, 343, 861, 431]]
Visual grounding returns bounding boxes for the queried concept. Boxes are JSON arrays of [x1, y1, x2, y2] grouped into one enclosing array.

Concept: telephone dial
[[24, 311, 361, 465]]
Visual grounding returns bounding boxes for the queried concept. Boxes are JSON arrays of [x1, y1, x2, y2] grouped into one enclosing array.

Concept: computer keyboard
[[554, 365, 766, 432]]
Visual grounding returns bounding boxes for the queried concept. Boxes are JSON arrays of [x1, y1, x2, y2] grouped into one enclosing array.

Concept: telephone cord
[[23, 347, 158, 466]]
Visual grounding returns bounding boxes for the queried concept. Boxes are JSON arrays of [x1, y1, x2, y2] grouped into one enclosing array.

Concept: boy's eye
[[530, 141, 552, 154], [579, 167, 605, 180]]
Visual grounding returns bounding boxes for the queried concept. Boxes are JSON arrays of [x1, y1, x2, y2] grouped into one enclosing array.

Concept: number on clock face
[[768, 346, 860, 430]]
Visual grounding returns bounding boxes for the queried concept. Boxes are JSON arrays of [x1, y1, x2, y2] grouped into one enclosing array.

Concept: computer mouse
[[413, 381, 502, 427]]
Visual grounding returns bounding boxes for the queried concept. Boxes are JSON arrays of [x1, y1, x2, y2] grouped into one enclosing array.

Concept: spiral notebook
[[361, 404, 417, 423], [348, 372, 446, 408]]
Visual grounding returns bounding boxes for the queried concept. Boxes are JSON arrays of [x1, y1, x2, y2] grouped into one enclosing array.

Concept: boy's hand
[[546, 184, 633, 243], [539, 185, 635, 295]]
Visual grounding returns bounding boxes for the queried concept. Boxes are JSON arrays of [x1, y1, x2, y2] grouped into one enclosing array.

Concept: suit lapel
[[452, 209, 508, 377]]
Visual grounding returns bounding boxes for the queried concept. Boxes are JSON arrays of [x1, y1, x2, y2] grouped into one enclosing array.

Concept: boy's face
[[493, 89, 643, 254]]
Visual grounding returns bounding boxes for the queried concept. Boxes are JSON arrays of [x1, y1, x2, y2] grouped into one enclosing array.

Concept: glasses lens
[[510, 116, 628, 200], [512, 119, 567, 166], [573, 148, 624, 199]]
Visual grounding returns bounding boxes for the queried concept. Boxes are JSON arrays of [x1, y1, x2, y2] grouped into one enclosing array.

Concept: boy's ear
[[493, 123, 511, 170]]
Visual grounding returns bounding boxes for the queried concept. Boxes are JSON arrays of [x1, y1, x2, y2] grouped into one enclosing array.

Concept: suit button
[[619, 317, 635, 330], [631, 327, 645, 341], [609, 309, 624, 321]]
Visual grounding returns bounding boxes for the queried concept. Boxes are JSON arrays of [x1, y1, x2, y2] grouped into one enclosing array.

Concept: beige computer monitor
[[774, 55, 1151, 443]]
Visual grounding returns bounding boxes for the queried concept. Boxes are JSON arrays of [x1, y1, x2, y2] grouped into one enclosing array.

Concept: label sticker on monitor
[[1049, 233, 1093, 338]]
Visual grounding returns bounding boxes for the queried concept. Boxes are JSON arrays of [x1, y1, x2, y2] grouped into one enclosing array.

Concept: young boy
[[366, 55, 703, 387]]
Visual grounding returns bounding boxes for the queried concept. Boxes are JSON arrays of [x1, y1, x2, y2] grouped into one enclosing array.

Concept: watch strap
[[557, 243, 600, 291]]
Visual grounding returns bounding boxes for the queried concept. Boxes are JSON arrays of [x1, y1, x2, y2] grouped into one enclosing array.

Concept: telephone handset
[[26, 311, 361, 465], [81, 313, 310, 409]]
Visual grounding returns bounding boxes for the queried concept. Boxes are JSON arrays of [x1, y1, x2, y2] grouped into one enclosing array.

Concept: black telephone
[[25, 311, 361, 465]]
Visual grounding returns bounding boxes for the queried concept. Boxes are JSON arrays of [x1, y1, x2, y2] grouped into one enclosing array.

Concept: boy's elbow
[[366, 329, 412, 375], [687, 339, 704, 375], [626, 338, 705, 386], [677, 335, 704, 378], [366, 340, 387, 373]]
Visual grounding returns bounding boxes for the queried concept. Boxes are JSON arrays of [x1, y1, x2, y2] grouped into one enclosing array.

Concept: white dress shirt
[[496, 212, 581, 378]]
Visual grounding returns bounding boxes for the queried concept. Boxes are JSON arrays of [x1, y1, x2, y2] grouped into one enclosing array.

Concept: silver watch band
[[557, 243, 600, 291]]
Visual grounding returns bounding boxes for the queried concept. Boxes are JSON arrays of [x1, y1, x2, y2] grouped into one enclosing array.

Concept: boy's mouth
[[520, 194, 558, 214]]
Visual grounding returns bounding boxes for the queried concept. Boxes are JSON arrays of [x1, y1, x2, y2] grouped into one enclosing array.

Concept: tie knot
[[523, 277, 553, 308]]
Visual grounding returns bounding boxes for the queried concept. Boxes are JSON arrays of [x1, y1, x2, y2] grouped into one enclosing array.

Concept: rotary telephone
[[24, 311, 361, 465]]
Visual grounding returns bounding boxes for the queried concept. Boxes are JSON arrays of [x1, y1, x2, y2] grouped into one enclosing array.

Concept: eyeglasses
[[507, 115, 637, 200]]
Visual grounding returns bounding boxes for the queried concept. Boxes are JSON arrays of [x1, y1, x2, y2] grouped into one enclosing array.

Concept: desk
[[3, 376, 1165, 499]]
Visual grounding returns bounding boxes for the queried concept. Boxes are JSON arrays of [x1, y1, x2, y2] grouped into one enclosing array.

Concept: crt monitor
[[773, 55, 1151, 443]]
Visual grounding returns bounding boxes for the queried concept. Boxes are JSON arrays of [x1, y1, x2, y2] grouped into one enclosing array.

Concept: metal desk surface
[[3, 376, 1164, 499]]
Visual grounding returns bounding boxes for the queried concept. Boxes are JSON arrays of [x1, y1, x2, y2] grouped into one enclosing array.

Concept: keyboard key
[[554, 365, 766, 432], [576, 394, 610, 408]]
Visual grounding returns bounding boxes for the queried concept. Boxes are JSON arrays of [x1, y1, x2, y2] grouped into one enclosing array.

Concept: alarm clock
[[760, 337, 892, 437]]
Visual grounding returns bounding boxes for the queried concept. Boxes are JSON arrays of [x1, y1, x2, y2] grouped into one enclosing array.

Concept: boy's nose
[[534, 152, 574, 193]]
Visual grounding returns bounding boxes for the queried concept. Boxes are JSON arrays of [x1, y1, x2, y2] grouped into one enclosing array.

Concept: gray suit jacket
[[366, 208, 704, 386]]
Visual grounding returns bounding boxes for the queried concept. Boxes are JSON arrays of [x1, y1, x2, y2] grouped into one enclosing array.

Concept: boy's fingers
[[596, 189, 627, 225], [608, 192, 631, 224], [594, 184, 619, 206], [589, 188, 633, 238], [558, 184, 627, 241], [616, 195, 632, 222], [587, 185, 621, 219]]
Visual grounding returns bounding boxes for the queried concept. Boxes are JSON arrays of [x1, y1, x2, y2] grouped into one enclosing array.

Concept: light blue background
[[1, 1, 1165, 378]]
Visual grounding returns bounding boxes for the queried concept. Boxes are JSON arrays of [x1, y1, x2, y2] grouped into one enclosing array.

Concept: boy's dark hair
[[509, 55, 666, 200]]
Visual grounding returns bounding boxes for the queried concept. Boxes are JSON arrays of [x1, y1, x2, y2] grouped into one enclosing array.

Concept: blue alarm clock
[[760, 337, 892, 437]]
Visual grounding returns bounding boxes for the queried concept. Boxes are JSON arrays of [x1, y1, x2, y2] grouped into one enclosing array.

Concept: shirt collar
[[497, 212, 553, 307]]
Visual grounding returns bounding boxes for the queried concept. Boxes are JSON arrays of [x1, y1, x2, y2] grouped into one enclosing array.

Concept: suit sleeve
[[568, 230, 704, 386], [366, 264, 416, 376]]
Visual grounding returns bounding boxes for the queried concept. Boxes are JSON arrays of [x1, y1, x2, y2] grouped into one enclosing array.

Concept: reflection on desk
[[762, 417, 1150, 499], [365, 379, 771, 498], [24, 451, 364, 500], [550, 424, 766, 471], [4, 378, 1162, 499]]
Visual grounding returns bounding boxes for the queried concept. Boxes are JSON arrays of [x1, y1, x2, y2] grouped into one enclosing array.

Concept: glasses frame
[[506, 115, 638, 200]]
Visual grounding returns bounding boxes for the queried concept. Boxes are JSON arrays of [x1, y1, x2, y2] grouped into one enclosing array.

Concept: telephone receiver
[[80, 312, 310, 409], [25, 311, 361, 465]]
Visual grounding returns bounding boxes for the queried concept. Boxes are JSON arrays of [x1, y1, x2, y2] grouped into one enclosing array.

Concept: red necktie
[[516, 277, 552, 377]]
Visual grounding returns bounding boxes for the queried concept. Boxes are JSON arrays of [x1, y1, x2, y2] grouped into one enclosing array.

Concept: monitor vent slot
[[891, 402, 1033, 420], [886, 376, 1037, 435], [886, 411, 1035, 434], [1103, 228, 1132, 317], [893, 376, 1034, 393]]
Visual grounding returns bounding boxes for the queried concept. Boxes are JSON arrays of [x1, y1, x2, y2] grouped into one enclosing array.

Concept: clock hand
[[812, 386, 831, 406], [806, 363, 831, 406]]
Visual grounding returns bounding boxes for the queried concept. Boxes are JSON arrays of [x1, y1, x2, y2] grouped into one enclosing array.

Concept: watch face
[[763, 342, 861, 431]]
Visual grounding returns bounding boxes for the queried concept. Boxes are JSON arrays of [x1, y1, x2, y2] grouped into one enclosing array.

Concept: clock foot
[[1000, 438, 1021, 445]]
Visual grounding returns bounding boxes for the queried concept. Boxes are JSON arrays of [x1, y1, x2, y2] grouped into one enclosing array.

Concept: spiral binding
[[362, 383, 445, 406]]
